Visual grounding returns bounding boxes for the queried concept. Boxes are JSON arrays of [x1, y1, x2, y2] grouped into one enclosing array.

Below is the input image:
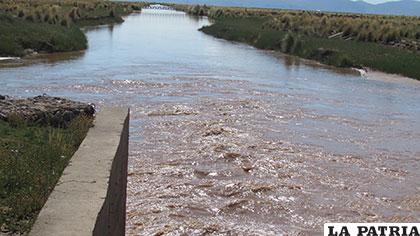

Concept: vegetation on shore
[[0, 13, 87, 57], [0, 115, 92, 233], [0, 0, 146, 57], [177, 5, 420, 80]]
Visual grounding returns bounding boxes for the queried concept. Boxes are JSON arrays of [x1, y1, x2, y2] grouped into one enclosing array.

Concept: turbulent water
[[1, 9, 420, 235]]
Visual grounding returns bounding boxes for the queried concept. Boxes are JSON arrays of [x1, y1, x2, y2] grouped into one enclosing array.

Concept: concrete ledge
[[30, 107, 129, 236]]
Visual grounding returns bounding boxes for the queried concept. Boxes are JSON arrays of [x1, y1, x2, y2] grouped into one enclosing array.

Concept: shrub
[[109, 8, 115, 17], [17, 9, 24, 17], [68, 7, 80, 21], [292, 38, 303, 53], [60, 17, 70, 27], [384, 30, 398, 42], [25, 12, 34, 22], [338, 55, 353, 67], [281, 33, 295, 53]]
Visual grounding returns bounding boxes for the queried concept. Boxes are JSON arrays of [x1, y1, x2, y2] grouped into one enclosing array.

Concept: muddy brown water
[[1, 9, 420, 235]]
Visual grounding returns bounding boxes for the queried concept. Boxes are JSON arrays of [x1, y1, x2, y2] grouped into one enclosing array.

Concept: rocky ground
[[0, 95, 95, 126]]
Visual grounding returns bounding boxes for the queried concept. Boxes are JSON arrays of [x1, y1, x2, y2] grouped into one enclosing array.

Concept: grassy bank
[[0, 13, 87, 57], [179, 5, 420, 80], [0, 116, 92, 233], [201, 17, 420, 80], [0, 0, 146, 57]]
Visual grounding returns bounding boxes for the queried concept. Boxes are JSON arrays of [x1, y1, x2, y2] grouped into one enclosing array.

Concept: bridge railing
[[144, 5, 173, 10]]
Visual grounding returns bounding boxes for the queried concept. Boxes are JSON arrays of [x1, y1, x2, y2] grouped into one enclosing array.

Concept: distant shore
[[175, 4, 420, 81], [0, 0, 146, 58]]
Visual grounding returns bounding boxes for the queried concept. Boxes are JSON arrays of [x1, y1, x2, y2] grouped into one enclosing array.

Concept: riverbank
[[176, 5, 420, 80], [0, 0, 146, 57], [0, 95, 94, 234], [0, 13, 87, 57]]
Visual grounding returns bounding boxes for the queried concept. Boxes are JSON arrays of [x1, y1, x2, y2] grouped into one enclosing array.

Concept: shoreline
[[364, 69, 420, 85], [1, 33, 416, 86], [268, 50, 419, 84], [184, 4, 420, 81], [0, 50, 86, 68], [200, 22, 420, 81]]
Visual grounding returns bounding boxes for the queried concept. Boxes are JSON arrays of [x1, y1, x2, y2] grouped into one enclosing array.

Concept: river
[[1, 8, 420, 235]]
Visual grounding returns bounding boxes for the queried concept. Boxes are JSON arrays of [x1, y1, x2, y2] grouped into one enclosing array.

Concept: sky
[[365, 0, 390, 2], [362, 0, 416, 3]]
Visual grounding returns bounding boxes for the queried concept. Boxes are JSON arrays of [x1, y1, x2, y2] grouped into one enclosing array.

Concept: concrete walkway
[[30, 107, 129, 236]]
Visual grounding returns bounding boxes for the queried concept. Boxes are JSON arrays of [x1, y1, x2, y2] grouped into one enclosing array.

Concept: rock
[[250, 185, 273, 193], [23, 48, 37, 56], [0, 95, 95, 127], [223, 152, 242, 159], [1, 223, 10, 233], [241, 164, 254, 173], [0, 95, 5, 100], [204, 128, 225, 137], [204, 127, 235, 137]]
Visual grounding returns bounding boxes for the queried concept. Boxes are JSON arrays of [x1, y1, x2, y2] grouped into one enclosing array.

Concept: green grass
[[0, 13, 87, 57], [0, 0, 147, 56], [0, 116, 92, 233], [75, 14, 124, 27], [180, 4, 420, 49], [200, 16, 420, 80]]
